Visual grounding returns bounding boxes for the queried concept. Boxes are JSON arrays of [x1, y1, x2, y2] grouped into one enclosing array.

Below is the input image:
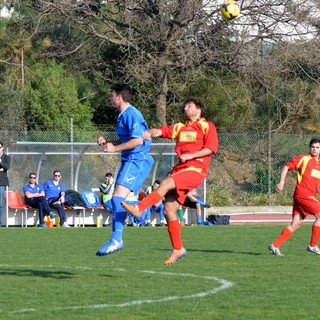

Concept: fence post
[[267, 121, 272, 204], [70, 118, 74, 190]]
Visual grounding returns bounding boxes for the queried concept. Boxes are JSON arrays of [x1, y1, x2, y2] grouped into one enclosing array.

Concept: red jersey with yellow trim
[[160, 118, 218, 175], [286, 154, 320, 198]]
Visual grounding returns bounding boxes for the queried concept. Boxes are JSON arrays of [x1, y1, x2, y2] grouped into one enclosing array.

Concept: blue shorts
[[116, 154, 154, 193]]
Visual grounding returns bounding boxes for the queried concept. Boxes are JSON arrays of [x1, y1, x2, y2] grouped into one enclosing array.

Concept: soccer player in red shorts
[[122, 98, 218, 265], [268, 137, 320, 256]]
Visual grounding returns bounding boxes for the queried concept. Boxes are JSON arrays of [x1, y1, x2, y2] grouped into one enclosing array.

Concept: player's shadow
[[160, 248, 262, 256], [0, 268, 74, 279]]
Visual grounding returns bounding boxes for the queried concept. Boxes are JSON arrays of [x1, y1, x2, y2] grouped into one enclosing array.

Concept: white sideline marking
[[0, 264, 234, 314]]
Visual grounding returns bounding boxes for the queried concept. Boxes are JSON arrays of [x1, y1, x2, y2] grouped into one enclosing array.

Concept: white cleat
[[307, 245, 320, 255], [268, 245, 283, 256]]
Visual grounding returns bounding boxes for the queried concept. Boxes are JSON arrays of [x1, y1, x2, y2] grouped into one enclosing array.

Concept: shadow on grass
[[159, 248, 263, 256], [0, 268, 74, 279]]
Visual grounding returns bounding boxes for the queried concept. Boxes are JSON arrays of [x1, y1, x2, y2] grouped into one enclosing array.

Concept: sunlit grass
[[0, 224, 318, 319]]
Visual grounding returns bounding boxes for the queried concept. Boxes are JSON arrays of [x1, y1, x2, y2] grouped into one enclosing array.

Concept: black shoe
[[203, 203, 211, 208]]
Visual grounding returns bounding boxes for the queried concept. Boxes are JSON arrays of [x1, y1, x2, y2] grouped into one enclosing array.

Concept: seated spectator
[[23, 172, 56, 228], [43, 170, 69, 228], [143, 180, 165, 226], [100, 178, 144, 227], [99, 172, 115, 213], [126, 192, 146, 227], [177, 205, 186, 226], [182, 189, 211, 225]]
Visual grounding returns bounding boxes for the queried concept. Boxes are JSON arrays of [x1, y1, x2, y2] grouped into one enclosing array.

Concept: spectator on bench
[[100, 172, 115, 213], [126, 192, 146, 227], [184, 189, 211, 225], [23, 172, 56, 228], [143, 179, 165, 226], [43, 170, 69, 228], [176, 189, 211, 226]]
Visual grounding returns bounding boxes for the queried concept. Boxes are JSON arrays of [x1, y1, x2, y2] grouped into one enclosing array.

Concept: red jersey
[[286, 154, 320, 198], [160, 118, 218, 175]]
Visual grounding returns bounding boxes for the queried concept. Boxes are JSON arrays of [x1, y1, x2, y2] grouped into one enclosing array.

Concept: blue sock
[[141, 210, 147, 220], [144, 208, 151, 221], [128, 214, 135, 225], [111, 196, 127, 243], [195, 199, 206, 206], [197, 215, 202, 224], [137, 217, 146, 226], [158, 204, 165, 221], [112, 213, 115, 232]]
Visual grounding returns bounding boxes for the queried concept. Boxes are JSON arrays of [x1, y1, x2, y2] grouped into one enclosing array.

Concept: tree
[[0, 2, 35, 129], [24, 60, 95, 131], [247, 38, 320, 133], [1, 0, 319, 131], [234, 1, 320, 132], [0, 86, 25, 130], [180, 67, 255, 132], [24, 0, 319, 127]]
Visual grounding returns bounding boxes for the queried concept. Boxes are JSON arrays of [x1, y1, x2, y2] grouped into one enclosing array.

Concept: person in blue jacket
[[43, 170, 69, 228]]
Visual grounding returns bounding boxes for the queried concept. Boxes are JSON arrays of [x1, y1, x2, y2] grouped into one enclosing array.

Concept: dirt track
[[229, 213, 315, 224]]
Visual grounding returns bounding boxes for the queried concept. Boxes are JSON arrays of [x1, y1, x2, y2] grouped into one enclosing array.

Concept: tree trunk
[[21, 47, 24, 87], [155, 59, 168, 127]]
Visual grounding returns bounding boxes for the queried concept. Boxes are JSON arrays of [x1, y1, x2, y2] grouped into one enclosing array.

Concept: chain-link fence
[[7, 140, 177, 193], [208, 132, 314, 206], [1, 130, 316, 207]]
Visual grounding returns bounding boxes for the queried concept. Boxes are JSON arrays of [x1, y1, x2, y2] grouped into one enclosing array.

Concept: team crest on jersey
[[133, 123, 137, 132], [125, 174, 136, 184], [180, 131, 197, 142], [311, 169, 320, 179]]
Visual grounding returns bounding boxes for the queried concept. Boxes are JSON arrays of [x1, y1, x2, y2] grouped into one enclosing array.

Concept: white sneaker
[[268, 245, 283, 256], [61, 222, 70, 228], [307, 245, 320, 254]]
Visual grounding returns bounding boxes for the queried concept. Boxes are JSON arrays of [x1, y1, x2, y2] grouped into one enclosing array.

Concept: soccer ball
[[221, 1, 240, 20]]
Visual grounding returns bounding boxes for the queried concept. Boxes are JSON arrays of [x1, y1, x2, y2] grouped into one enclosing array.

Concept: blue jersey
[[43, 179, 65, 199], [116, 105, 152, 159], [23, 183, 43, 195]]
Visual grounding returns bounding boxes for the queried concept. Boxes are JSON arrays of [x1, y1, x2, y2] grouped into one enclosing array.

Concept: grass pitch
[[0, 224, 319, 320]]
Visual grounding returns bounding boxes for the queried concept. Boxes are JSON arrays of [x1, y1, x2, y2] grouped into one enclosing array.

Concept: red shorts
[[292, 196, 320, 218], [169, 167, 206, 204]]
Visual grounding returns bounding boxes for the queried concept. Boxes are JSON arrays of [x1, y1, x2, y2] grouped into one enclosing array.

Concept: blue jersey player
[[96, 83, 154, 256]]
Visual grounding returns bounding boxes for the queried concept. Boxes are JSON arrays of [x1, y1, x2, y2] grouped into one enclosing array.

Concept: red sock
[[137, 191, 162, 212], [273, 227, 293, 248], [167, 219, 183, 251], [310, 225, 320, 247]]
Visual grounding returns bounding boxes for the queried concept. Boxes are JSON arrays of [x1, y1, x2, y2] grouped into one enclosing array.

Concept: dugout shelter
[[4, 141, 207, 227]]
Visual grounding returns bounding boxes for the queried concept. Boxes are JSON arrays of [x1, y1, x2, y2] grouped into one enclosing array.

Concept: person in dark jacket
[[0, 141, 10, 226]]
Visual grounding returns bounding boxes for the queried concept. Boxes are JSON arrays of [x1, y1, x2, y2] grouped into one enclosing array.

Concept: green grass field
[[0, 224, 318, 320]]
